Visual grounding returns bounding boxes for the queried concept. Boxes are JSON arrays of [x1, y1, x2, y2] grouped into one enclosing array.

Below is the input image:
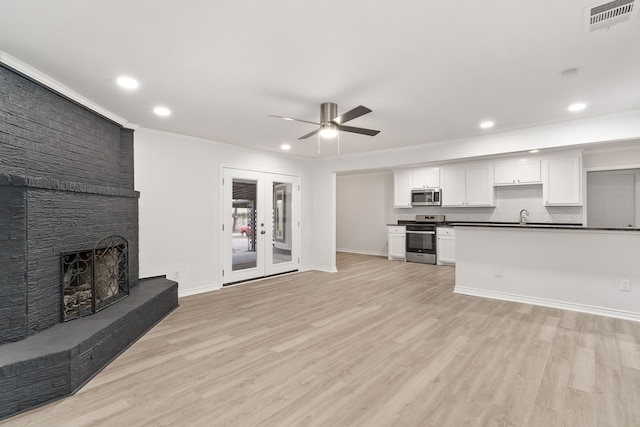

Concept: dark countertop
[[447, 222, 640, 232], [389, 221, 640, 232]]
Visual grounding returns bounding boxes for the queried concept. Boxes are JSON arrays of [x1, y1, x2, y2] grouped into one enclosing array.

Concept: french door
[[222, 168, 300, 285]]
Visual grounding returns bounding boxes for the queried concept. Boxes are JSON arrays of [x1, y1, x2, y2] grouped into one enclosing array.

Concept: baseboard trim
[[336, 249, 387, 257], [312, 265, 339, 273], [178, 283, 221, 298], [454, 286, 640, 323]]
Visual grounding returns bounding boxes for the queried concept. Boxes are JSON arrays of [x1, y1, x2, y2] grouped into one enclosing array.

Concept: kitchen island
[[453, 224, 640, 321]]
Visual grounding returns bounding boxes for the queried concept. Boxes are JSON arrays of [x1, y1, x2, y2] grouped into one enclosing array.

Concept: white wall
[[336, 171, 394, 256], [312, 110, 640, 272], [134, 111, 640, 292], [583, 140, 640, 169], [134, 128, 314, 296], [455, 227, 640, 321]]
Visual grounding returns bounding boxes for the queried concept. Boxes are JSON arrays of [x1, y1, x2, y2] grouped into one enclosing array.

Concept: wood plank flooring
[[3, 253, 640, 426]]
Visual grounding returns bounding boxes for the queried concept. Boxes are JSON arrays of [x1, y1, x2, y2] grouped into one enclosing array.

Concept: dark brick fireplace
[[0, 63, 178, 419]]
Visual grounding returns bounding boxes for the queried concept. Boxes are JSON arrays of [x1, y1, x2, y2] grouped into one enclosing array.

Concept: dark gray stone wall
[[0, 65, 134, 189], [26, 189, 139, 335], [0, 185, 27, 343], [0, 63, 139, 345]]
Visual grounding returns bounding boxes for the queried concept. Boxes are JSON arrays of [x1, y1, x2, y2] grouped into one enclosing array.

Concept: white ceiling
[[1, 1, 639, 158]]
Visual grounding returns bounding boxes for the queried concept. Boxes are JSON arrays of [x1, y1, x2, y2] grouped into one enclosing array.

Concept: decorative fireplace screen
[[61, 235, 129, 321]]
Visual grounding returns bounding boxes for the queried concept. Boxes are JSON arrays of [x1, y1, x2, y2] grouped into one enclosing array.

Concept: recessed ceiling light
[[116, 76, 139, 90], [280, 144, 291, 150], [568, 102, 587, 112], [479, 120, 495, 129], [153, 106, 171, 116], [529, 149, 540, 153]]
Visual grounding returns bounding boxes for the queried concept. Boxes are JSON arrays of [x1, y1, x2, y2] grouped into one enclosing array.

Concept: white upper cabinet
[[466, 165, 495, 206], [411, 167, 440, 189], [442, 165, 494, 207], [441, 167, 466, 206], [494, 159, 541, 185], [543, 156, 582, 206], [393, 169, 413, 208]]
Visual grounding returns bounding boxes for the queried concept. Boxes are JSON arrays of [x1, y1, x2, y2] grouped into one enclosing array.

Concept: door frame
[[220, 166, 301, 285]]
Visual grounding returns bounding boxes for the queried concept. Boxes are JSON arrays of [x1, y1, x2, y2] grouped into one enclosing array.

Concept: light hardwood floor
[[3, 253, 640, 426]]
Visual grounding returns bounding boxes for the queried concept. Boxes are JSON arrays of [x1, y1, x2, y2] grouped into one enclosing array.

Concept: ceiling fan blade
[[268, 115, 320, 126], [298, 128, 321, 140], [332, 105, 372, 125], [337, 125, 380, 137]]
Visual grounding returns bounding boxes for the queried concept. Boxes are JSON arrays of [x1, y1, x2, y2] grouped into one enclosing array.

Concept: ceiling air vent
[[588, 0, 635, 31]]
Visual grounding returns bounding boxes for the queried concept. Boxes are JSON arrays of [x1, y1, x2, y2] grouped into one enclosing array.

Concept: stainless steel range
[[405, 214, 445, 264]]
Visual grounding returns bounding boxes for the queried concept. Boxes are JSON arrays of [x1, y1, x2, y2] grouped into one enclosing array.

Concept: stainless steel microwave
[[411, 188, 442, 206]]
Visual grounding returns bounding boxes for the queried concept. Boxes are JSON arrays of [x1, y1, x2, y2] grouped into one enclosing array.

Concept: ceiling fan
[[269, 102, 380, 140]]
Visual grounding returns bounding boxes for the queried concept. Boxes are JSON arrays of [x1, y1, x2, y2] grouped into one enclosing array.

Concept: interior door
[[587, 171, 635, 227], [223, 168, 299, 284]]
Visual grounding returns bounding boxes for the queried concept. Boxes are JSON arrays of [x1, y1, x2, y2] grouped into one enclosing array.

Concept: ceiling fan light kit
[[269, 101, 380, 153], [319, 123, 338, 139]]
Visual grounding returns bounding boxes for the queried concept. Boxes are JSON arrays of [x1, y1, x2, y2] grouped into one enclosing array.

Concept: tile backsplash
[[394, 184, 583, 224]]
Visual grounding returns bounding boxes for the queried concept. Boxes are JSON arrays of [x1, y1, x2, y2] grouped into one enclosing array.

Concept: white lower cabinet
[[387, 226, 406, 260], [437, 227, 455, 265]]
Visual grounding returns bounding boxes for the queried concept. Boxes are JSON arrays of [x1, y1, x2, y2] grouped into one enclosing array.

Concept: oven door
[[405, 228, 436, 264]]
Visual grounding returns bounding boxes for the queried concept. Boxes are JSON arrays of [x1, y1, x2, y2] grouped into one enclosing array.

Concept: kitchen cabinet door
[[543, 157, 581, 205], [441, 167, 466, 206], [442, 165, 494, 206], [393, 169, 413, 208], [436, 227, 455, 265], [494, 160, 540, 185], [494, 163, 518, 185], [412, 167, 440, 188], [465, 165, 494, 206], [517, 161, 541, 183], [388, 226, 406, 260]]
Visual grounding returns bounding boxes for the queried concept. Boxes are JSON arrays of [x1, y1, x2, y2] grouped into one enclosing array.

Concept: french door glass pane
[[232, 179, 257, 271], [272, 182, 292, 265]]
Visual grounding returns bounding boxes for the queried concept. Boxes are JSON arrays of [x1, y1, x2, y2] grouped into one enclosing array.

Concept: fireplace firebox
[[61, 235, 130, 321]]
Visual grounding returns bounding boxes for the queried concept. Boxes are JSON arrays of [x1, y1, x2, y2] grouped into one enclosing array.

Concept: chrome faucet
[[519, 209, 529, 225]]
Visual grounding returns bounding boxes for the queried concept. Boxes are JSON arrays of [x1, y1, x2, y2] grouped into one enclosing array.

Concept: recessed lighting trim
[[568, 102, 587, 112], [529, 149, 540, 153], [479, 120, 495, 129], [153, 106, 171, 116], [280, 144, 291, 150], [116, 76, 139, 90]]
